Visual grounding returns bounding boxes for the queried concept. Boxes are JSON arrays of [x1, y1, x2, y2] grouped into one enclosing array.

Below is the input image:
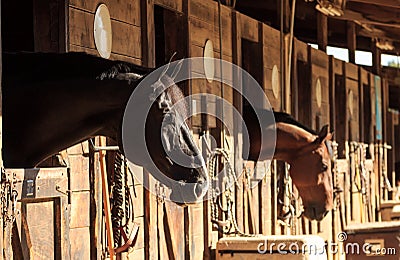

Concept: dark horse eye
[[322, 164, 328, 172]]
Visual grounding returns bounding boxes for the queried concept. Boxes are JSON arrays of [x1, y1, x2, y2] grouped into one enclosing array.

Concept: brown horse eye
[[322, 164, 328, 171]]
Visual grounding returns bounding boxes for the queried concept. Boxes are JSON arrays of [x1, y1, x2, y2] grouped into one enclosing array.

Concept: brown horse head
[[288, 125, 334, 221]]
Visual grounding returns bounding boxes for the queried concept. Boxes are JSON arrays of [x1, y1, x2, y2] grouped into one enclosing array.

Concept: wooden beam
[[347, 21, 356, 63], [347, 0, 400, 9], [317, 12, 328, 52]]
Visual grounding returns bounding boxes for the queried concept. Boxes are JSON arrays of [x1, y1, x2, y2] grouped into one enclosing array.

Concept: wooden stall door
[[7, 168, 70, 259]]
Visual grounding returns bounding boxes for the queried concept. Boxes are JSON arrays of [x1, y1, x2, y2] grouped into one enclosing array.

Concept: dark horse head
[[122, 64, 209, 203], [2, 52, 208, 204]]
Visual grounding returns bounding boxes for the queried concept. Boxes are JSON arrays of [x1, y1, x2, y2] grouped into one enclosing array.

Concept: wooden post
[[359, 68, 365, 143], [372, 39, 381, 76], [141, 0, 155, 67], [329, 56, 336, 134], [0, 0, 3, 256], [317, 12, 328, 52], [347, 21, 356, 64]]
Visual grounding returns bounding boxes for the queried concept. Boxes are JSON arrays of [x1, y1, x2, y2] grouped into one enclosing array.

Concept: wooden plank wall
[[68, 0, 141, 64]]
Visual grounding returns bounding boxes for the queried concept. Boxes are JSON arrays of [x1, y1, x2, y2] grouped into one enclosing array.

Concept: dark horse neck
[[2, 52, 151, 168], [243, 106, 318, 164]]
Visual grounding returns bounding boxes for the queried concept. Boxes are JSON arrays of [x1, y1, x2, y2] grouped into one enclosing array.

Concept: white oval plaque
[[94, 4, 112, 59], [316, 78, 322, 108], [203, 40, 214, 83], [272, 65, 280, 99], [348, 90, 354, 115]]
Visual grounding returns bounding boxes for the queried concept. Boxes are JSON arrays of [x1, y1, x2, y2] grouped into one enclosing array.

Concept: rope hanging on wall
[[203, 133, 256, 237]]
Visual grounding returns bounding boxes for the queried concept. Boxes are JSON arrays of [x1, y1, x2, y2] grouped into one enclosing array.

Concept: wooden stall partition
[[187, 0, 233, 258], [309, 47, 330, 132], [260, 22, 281, 237], [293, 39, 312, 236], [309, 47, 332, 240], [231, 10, 245, 240], [262, 24, 281, 113], [344, 62, 362, 224], [240, 15, 263, 236], [233, 13, 280, 238], [140, 1, 193, 259], [328, 55, 343, 260]]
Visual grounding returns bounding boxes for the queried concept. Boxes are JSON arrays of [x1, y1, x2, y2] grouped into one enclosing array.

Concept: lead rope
[[110, 151, 138, 254], [204, 134, 257, 237]]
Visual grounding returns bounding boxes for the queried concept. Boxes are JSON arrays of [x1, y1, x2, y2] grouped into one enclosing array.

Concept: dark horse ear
[[170, 59, 184, 81]]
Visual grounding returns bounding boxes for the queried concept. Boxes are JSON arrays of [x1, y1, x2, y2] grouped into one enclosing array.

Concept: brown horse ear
[[316, 125, 329, 144]]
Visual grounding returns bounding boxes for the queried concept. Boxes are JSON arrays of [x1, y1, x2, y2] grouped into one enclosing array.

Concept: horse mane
[[273, 111, 317, 135], [2, 51, 153, 82], [96, 60, 152, 80], [274, 111, 334, 159]]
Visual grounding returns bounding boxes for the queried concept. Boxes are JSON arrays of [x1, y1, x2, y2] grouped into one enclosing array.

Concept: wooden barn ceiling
[[234, 0, 400, 55]]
